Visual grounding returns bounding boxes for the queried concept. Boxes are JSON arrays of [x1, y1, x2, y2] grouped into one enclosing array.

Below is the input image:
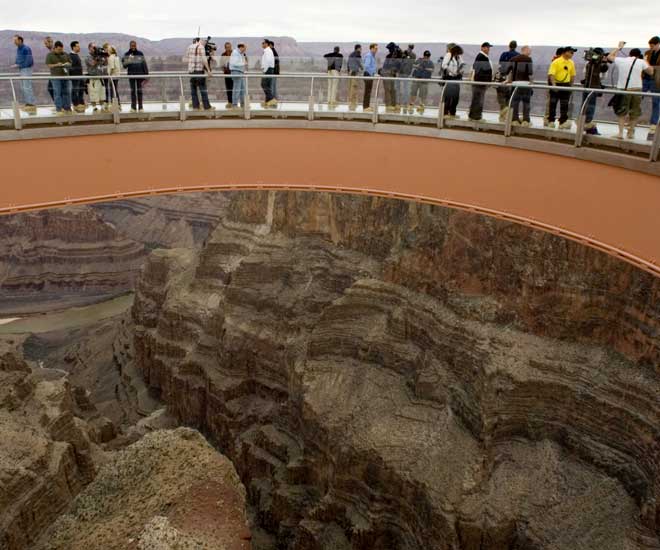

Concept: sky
[[1, 0, 656, 46]]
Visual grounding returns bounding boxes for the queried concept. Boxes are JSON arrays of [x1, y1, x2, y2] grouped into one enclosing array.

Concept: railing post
[[161, 78, 167, 110], [437, 81, 447, 129], [650, 121, 660, 162], [372, 77, 380, 124], [9, 78, 22, 130], [244, 75, 251, 120], [110, 79, 120, 124], [575, 91, 594, 148], [178, 76, 186, 121], [308, 77, 315, 121], [504, 85, 517, 137]]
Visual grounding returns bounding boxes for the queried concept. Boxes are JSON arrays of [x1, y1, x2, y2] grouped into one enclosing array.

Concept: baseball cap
[[563, 46, 578, 53], [481, 42, 493, 48]]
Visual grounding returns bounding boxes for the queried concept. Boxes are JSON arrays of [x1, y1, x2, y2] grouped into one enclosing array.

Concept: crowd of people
[[10, 34, 660, 140]]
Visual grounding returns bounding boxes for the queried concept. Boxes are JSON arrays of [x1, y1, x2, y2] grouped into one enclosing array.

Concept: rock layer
[[133, 191, 660, 549], [0, 344, 98, 550]]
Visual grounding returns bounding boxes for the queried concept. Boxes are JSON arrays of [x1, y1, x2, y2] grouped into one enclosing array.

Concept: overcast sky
[[2, 0, 656, 46]]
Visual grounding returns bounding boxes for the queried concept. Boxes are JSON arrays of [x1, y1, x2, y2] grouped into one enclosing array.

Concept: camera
[[583, 48, 607, 63], [205, 37, 217, 58], [93, 46, 109, 60]]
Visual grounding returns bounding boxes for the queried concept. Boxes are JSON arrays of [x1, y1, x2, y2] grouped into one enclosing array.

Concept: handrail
[[1, 72, 660, 99]]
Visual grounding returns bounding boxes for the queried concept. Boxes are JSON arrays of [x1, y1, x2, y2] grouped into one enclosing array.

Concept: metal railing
[[1, 72, 659, 162]]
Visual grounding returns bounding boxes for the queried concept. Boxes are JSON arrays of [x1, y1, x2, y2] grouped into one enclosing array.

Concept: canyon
[[0, 191, 658, 549]]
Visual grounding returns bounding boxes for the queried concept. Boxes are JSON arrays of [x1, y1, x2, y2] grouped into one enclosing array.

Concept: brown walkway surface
[[1, 128, 659, 276]]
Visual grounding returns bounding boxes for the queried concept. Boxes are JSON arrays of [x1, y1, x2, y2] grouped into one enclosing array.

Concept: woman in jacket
[[441, 44, 465, 118], [107, 45, 122, 109]]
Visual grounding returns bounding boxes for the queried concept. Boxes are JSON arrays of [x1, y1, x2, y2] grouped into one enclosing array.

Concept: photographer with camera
[[580, 47, 609, 135], [46, 40, 72, 115], [185, 38, 214, 111], [85, 42, 108, 112], [122, 40, 149, 112]]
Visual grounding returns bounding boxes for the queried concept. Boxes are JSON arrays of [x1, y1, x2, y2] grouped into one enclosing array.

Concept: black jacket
[[472, 52, 493, 82], [324, 52, 344, 71], [122, 49, 149, 75], [272, 48, 280, 74], [69, 52, 83, 76]]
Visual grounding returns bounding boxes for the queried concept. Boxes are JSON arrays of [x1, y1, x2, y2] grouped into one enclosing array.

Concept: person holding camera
[[85, 42, 108, 112], [607, 42, 653, 139], [11, 35, 36, 114], [644, 36, 660, 141], [546, 46, 577, 129], [580, 47, 609, 135], [122, 40, 149, 112], [46, 41, 72, 115], [186, 38, 214, 111]]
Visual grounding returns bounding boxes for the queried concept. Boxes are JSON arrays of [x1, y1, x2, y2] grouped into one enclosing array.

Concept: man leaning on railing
[[11, 35, 36, 114]]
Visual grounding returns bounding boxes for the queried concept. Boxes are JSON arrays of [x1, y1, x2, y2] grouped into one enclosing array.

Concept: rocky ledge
[[133, 191, 660, 549]]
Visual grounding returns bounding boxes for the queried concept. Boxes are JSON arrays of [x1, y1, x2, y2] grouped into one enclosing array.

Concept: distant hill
[[0, 29, 619, 81]]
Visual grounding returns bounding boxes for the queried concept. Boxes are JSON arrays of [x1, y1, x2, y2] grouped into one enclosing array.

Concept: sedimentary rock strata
[[132, 191, 660, 549], [0, 207, 145, 314]]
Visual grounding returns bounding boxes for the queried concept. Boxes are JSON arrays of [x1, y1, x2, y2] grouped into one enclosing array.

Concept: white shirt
[[442, 55, 465, 77], [613, 56, 650, 90], [261, 47, 275, 73]]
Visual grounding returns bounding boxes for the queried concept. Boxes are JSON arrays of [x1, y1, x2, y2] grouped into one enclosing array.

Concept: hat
[[481, 42, 493, 48], [593, 47, 605, 55], [423, 50, 431, 57], [563, 46, 577, 53], [386, 42, 397, 51]]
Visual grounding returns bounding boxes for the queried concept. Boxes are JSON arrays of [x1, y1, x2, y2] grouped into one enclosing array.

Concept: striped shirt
[[186, 42, 207, 73]]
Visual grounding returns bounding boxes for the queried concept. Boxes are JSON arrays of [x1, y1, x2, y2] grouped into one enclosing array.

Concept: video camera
[[92, 46, 109, 61], [583, 48, 607, 64], [204, 37, 217, 59]]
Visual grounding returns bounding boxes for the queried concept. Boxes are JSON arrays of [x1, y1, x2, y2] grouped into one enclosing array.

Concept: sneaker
[[585, 126, 600, 135], [138, 107, 144, 112], [64, 109, 74, 115], [130, 108, 137, 113], [559, 121, 572, 130], [417, 106, 425, 114], [407, 107, 415, 114], [266, 99, 278, 108], [544, 120, 556, 128], [363, 107, 374, 113], [469, 116, 483, 122], [225, 102, 232, 109], [521, 121, 531, 127], [626, 128, 635, 139], [55, 110, 66, 116], [511, 120, 521, 126], [204, 105, 216, 111]]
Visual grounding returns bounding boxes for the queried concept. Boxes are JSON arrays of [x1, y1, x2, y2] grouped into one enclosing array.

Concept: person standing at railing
[[381, 42, 401, 113], [506, 45, 534, 127], [229, 43, 248, 109], [11, 35, 36, 114], [122, 41, 149, 112], [268, 41, 281, 100], [496, 40, 519, 122], [441, 44, 466, 119], [347, 44, 363, 111], [69, 41, 85, 113], [580, 47, 609, 136], [362, 43, 378, 113], [398, 45, 416, 113], [44, 36, 55, 103], [644, 36, 660, 141], [260, 39, 277, 108], [468, 41, 494, 121], [107, 46, 122, 110], [46, 41, 72, 115], [547, 46, 577, 129], [221, 42, 234, 109], [324, 46, 344, 109], [607, 42, 653, 139], [409, 50, 434, 114], [186, 38, 214, 111], [86, 43, 108, 112]]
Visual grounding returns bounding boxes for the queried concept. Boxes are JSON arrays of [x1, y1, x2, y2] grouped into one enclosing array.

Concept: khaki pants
[[88, 79, 106, 104], [327, 70, 339, 104], [348, 72, 360, 106]]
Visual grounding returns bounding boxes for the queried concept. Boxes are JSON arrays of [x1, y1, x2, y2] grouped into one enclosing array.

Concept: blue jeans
[[19, 67, 35, 105], [643, 79, 659, 125], [581, 92, 598, 123], [190, 74, 211, 109], [52, 79, 72, 111], [397, 79, 411, 105], [231, 70, 245, 106]]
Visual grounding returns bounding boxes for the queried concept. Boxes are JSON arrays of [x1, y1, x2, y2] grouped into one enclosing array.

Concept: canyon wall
[[132, 191, 660, 549]]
